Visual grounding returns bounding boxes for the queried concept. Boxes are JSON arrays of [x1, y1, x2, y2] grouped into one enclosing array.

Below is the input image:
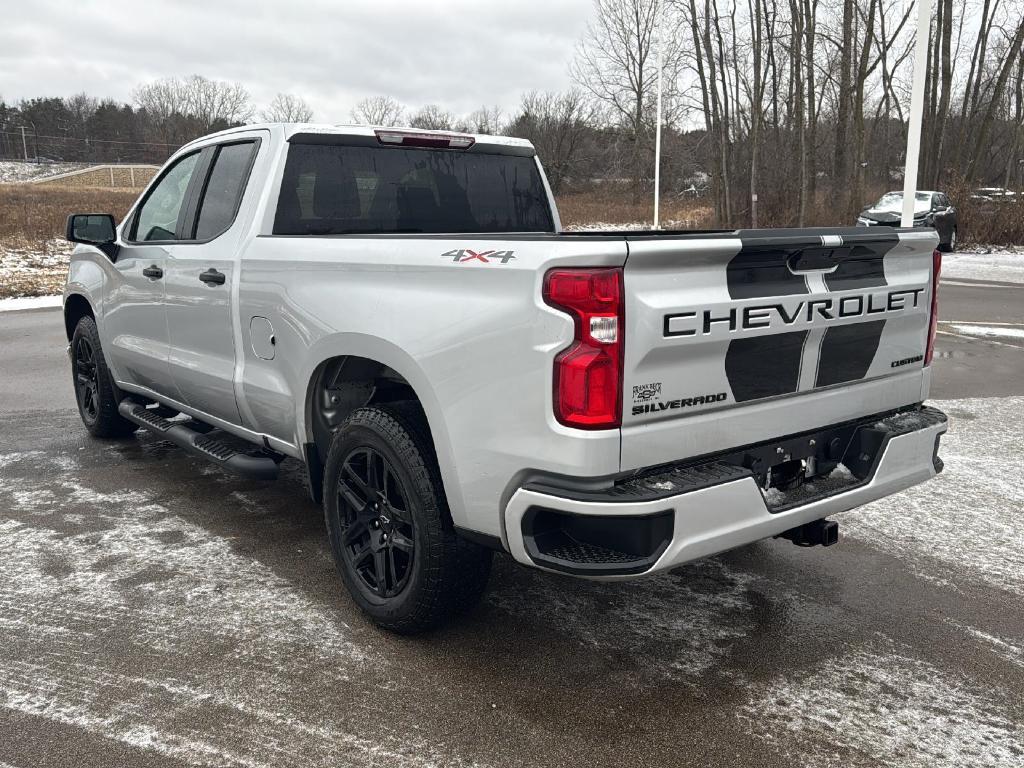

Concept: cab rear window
[[273, 143, 554, 235]]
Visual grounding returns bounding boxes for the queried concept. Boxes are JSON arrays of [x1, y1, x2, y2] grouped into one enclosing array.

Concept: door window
[[194, 141, 257, 240], [133, 152, 201, 242]]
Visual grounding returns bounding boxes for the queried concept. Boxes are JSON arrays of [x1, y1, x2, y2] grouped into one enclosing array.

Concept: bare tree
[[460, 105, 505, 134], [572, 0, 688, 196], [966, 17, 1024, 179], [181, 75, 252, 130], [262, 93, 313, 122], [133, 74, 252, 134], [833, 0, 855, 206], [350, 96, 404, 126], [408, 104, 455, 130], [509, 91, 596, 193]]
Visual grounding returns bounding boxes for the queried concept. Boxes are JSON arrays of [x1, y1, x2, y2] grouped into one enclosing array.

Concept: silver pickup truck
[[63, 123, 947, 632]]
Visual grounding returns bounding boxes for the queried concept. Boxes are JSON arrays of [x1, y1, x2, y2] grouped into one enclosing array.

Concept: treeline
[[0, 75, 313, 164], [567, 0, 1024, 225], [2, 0, 1023, 231]]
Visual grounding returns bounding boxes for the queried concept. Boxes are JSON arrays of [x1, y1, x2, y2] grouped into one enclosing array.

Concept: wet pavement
[[0, 278, 1022, 768]]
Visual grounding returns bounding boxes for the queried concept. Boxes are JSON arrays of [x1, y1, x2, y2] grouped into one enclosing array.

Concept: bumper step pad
[[118, 400, 279, 482]]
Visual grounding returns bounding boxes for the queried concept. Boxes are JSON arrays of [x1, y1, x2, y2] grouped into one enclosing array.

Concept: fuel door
[[250, 316, 276, 360]]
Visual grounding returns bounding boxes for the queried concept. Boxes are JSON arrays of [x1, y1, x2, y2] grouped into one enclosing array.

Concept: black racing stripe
[[725, 331, 808, 402], [727, 249, 810, 299], [823, 241, 897, 291], [815, 320, 886, 387]]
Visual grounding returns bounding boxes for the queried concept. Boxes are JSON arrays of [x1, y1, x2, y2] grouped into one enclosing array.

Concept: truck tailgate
[[620, 228, 938, 471]]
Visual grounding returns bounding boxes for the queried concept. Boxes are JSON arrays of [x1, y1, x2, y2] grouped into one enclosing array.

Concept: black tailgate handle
[[787, 246, 852, 274]]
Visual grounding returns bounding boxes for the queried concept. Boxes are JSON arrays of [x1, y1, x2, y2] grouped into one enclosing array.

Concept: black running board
[[119, 400, 279, 482]]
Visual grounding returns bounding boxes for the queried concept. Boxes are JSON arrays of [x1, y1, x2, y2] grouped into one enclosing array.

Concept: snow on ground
[[0, 160, 88, 184], [947, 621, 1024, 670], [565, 218, 699, 231], [948, 323, 1024, 341], [0, 239, 71, 300], [942, 248, 1024, 284], [487, 557, 763, 682], [840, 397, 1024, 597], [0, 448, 484, 768], [0, 295, 62, 312], [739, 643, 1024, 768]]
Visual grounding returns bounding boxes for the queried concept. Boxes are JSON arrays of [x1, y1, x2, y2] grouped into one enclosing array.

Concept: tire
[[70, 315, 137, 438], [323, 403, 492, 633]]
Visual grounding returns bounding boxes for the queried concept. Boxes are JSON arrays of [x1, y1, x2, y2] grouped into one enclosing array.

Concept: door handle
[[142, 265, 163, 279], [199, 268, 226, 286]]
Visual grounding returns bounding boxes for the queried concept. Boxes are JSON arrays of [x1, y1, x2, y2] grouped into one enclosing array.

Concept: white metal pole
[[21, 126, 28, 161], [901, 0, 933, 227], [653, 0, 664, 229]]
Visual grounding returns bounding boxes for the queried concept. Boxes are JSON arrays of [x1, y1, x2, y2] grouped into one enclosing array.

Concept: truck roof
[[180, 122, 535, 155]]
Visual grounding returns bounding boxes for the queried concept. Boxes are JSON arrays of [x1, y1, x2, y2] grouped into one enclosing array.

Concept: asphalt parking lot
[[0, 274, 1022, 768]]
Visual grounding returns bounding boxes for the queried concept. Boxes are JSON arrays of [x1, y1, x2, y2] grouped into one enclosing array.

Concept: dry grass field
[[557, 189, 714, 229], [0, 184, 138, 246], [0, 185, 139, 298]]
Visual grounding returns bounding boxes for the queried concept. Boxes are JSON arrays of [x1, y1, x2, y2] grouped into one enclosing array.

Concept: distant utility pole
[[653, 0, 663, 229], [20, 126, 28, 161], [901, 0, 934, 227]]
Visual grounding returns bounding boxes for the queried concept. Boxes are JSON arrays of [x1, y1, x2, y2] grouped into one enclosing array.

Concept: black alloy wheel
[[73, 335, 100, 425], [70, 314, 137, 438], [323, 403, 493, 633], [337, 446, 416, 599]]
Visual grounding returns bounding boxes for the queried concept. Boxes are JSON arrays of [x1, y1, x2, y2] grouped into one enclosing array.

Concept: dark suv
[[856, 191, 958, 252]]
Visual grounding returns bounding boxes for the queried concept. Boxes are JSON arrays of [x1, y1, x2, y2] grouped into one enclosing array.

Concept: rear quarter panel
[[236, 235, 628, 537]]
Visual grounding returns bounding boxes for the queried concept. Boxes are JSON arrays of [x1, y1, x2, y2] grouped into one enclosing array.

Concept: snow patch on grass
[[564, 219, 699, 231], [0, 239, 71, 299], [0, 161, 89, 184]]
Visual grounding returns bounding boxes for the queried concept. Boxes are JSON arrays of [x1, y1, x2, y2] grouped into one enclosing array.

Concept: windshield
[[871, 191, 931, 214]]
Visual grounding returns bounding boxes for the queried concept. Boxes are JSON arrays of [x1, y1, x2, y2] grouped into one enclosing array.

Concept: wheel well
[[64, 294, 94, 340], [307, 355, 425, 469]]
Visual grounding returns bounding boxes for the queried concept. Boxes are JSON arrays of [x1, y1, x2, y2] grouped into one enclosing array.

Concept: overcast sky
[[1, 0, 595, 120]]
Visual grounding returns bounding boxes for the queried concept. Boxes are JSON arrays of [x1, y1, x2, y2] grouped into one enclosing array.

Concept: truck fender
[[297, 333, 468, 528]]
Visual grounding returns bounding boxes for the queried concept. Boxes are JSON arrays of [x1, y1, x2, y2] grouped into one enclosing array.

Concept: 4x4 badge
[[442, 249, 516, 264]]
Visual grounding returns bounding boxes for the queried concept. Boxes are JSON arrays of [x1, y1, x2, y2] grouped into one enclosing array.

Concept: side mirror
[[66, 213, 119, 261]]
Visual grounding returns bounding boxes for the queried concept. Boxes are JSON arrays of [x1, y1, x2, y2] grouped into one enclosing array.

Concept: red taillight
[[374, 129, 475, 149], [543, 268, 624, 429], [925, 248, 942, 365]]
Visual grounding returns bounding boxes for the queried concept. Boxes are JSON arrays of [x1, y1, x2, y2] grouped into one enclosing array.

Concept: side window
[[194, 141, 257, 240], [133, 152, 201, 242]]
